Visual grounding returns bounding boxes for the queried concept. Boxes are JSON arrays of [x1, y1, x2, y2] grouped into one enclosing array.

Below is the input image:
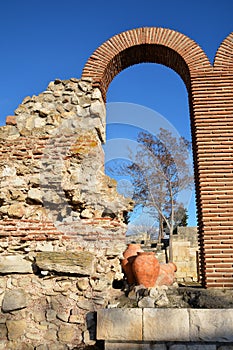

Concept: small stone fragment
[[76, 277, 89, 291], [27, 188, 43, 204], [138, 296, 155, 308], [8, 203, 25, 218]]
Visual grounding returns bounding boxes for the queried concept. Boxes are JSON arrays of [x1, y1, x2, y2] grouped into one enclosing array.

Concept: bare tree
[[107, 128, 193, 262], [127, 217, 159, 240]]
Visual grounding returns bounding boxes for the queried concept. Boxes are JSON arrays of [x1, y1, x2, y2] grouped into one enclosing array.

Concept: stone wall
[[0, 247, 125, 349], [173, 227, 199, 283], [0, 77, 132, 349], [0, 77, 132, 248]]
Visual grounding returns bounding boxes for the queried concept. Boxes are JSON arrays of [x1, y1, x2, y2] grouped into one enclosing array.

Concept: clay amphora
[[121, 244, 143, 284], [156, 262, 177, 286], [132, 251, 160, 288]]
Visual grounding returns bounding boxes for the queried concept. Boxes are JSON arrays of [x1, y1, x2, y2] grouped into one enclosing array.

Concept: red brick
[[6, 115, 16, 125]]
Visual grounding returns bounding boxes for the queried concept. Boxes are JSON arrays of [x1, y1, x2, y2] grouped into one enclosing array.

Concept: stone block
[[189, 309, 233, 342], [168, 346, 187, 350], [105, 342, 167, 350], [143, 308, 189, 341], [36, 251, 95, 275], [97, 308, 142, 341], [2, 289, 27, 312], [57, 324, 76, 342], [6, 320, 26, 340], [0, 255, 33, 274], [7, 203, 25, 218], [27, 188, 43, 203], [186, 346, 216, 350]]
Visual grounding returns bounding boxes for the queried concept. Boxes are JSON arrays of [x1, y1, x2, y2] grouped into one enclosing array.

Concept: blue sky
[[0, 0, 232, 227]]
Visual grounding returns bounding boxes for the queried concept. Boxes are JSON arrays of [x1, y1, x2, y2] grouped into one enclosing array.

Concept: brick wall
[[82, 27, 233, 288]]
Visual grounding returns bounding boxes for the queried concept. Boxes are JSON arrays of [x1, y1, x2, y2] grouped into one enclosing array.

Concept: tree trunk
[[168, 192, 174, 262], [158, 214, 164, 243], [168, 227, 173, 262]]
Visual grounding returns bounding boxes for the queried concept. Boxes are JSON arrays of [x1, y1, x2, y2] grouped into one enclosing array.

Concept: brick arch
[[214, 32, 233, 71], [82, 28, 233, 288], [82, 27, 212, 100]]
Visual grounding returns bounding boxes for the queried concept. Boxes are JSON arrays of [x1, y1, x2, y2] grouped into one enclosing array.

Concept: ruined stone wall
[[0, 78, 132, 349], [0, 77, 132, 247], [173, 227, 199, 283], [0, 248, 125, 349]]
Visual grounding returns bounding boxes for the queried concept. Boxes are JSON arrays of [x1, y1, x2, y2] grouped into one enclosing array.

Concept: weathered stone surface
[[90, 100, 105, 118], [155, 292, 170, 307], [4, 341, 34, 350], [77, 298, 95, 311], [6, 320, 26, 340], [46, 309, 56, 322], [97, 308, 142, 341], [69, 314, 84, 324], [0, 255, 33, 273], [35, 345, 48, 350], [90, 278, 110, 292], [168, 346, 189, 350], [1, 165, 16, 177], [2, 289, 27, 312], [44, 329, 57, 342], [35, 251, 95, 275], [57, 311, 70, 322], [138, 296, 155, 308], [80, 208, 94, 218], [143, 308, 189, 341], [189, 309, 233, 341], [25, 332, 42, 341], [0, 323, 7, 339], [7, 203, 25, 218], [35, 241, 54, 252], [27, 188, 43, 204], [83, 329, 96, 345], [57, 324, 76, 342], [76, 277, 89, 291], [91, 88, 102, 100], [149, 287, 160, 299], [105, 343, 167, 350]]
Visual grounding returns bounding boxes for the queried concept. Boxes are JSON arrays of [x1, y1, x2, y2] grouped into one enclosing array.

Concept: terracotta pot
[[156, 262, 177, 286], [132, 252, 160, 288], [121, 244, 143, 284], [169, 262, 177, 272]]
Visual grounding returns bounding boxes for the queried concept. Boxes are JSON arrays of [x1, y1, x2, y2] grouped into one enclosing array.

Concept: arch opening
[[104, 62, 197, 269], [99, 44, 191, 100]]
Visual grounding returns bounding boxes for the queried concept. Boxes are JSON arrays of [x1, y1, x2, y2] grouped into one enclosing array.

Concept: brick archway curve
[[82, 27, 233, 288], [214, 32, 233, 70], [82, 27, 212, 100]]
